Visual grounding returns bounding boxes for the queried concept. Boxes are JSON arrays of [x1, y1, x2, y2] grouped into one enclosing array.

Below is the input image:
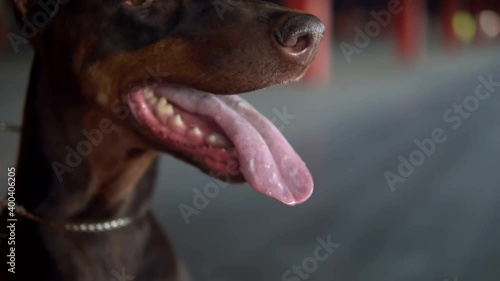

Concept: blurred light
[[479, 10, 500, 38], [452, 11, 477, 43]]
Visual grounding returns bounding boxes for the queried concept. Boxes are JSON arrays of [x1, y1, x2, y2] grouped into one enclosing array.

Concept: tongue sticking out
[[155, 87, 314, 206]]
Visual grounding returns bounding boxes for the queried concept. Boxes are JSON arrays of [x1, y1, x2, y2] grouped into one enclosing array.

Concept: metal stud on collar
[[0, 199, 134, 233], [64, 218, 133, 233]]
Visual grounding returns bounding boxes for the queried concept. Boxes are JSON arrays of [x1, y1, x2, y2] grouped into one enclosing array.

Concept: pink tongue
[[156, 87, 314, 206]]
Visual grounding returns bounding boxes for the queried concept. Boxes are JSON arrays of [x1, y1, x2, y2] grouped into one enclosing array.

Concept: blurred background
[[1, 0, 500, 281]]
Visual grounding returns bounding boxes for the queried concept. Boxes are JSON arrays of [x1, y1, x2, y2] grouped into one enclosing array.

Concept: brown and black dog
[[1, 0, 324, 280]]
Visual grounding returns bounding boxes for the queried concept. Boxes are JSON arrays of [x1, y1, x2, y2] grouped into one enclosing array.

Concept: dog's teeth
[[159, 104, 174, 116], [190, 127, 202, 137], [188, 127, 204, 144], [144, 88, 154, 99], [158, 97, 167, 107], [149, 96, 158, 105], [173, 114, 185, 128], [207, 133, 228, 147], [145, 88, 158, 105], [156, 98, 174, 116]]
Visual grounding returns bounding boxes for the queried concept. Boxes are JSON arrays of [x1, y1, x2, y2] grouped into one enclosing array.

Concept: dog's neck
[[16, 54, 158, 224], [4, 55, 185, 281]]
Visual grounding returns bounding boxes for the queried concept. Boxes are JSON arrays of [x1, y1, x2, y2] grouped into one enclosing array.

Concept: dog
[[0, 0, 324, 280]]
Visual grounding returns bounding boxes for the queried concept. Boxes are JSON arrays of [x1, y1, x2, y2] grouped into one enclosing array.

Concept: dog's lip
[[127, 84, 314, 206]]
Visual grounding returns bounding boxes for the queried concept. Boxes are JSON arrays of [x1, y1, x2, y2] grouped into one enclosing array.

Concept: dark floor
[[1, 43, 500, 281]]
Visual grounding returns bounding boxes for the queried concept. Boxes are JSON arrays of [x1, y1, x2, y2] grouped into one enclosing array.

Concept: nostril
[[290, 34, 312, 54], [275, 32, 313, 55], [273, 14, 325, 58]]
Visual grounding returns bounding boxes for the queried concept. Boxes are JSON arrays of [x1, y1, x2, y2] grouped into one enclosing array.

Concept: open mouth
[[127, 85, 313, 206]]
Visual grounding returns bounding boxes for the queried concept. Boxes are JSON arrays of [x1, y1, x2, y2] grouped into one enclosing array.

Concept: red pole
[[441, 0, 462, 50], [395, 0, 427, 62], [283, 0, 332, 83]]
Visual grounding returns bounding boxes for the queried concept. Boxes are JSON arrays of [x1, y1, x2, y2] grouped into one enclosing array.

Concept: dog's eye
[[123, 0, 155, 9]]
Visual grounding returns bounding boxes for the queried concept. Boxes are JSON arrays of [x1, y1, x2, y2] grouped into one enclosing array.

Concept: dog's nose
[[274, 14, 325, 65]]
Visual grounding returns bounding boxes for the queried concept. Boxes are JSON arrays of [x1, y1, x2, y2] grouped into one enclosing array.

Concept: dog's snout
[[274, 14, 325, 65]]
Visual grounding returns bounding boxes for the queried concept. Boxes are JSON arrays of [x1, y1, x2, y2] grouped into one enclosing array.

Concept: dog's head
[[13, 0, 324, 205]]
